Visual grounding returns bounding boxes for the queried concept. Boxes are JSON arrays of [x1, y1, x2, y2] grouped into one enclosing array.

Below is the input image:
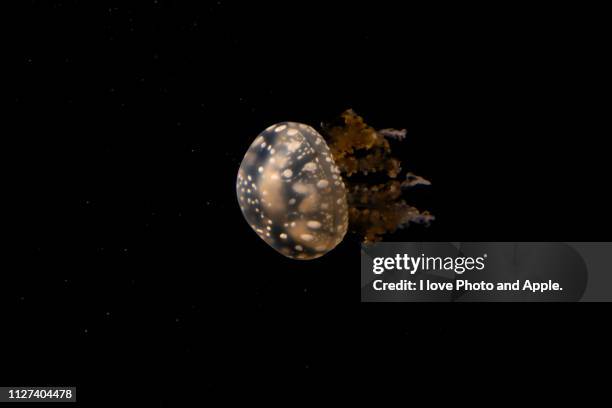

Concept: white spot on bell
[[316, 179, 329, 189], [302, 162, 317, 172], [286, 140, 301, 153], [307, 221, 322, 229]]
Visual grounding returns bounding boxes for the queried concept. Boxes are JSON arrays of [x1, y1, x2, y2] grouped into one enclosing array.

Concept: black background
[[6, 1, 610, 405]]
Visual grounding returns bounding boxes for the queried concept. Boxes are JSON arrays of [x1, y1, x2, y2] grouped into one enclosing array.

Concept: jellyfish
[[236, 110, 433, 260]]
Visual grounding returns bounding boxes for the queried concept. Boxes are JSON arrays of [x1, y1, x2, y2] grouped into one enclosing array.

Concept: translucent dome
[[236, 122, 348, 260]]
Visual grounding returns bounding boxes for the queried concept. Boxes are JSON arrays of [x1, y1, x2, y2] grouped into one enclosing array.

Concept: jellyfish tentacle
[[402, 172, 431, 188], [379, 128, 407, 140], [323, 109, 433, 242]]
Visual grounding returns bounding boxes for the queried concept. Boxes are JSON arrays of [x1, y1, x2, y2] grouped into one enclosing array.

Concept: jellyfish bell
[[236, 122, 349, 260], [237, 111, 434, 260]]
